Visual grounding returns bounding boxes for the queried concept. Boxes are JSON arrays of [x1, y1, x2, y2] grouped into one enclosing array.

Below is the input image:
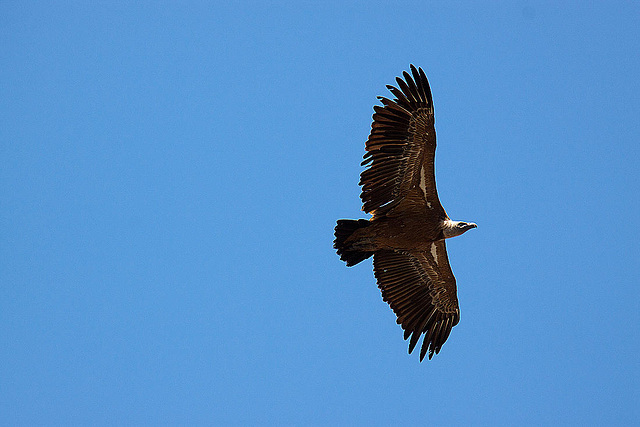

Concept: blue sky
[[1, 1, 639, 425]]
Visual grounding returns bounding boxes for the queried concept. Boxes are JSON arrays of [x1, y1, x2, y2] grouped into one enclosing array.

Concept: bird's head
[[456, 221, 477, 233], [442, 220, 477, 238]]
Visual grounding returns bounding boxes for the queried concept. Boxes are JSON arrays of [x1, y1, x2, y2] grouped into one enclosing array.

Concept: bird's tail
[[334, 219, 375, 267]]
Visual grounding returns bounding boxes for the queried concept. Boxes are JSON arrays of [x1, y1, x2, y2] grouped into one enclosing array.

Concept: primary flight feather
[[334, 65, 476, 361]]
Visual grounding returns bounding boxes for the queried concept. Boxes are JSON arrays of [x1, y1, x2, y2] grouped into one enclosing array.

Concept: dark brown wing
[[373, 240, 460, 361], [360, 65, 445, 218]]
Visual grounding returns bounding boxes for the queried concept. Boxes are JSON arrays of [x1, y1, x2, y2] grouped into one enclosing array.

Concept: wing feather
[[420, 320, 440, 361], [360, 65, 444, 218], [373, 241, 460, 361]]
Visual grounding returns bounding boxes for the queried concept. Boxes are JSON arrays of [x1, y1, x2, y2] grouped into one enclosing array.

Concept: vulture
[[333, 65, 476, 361]]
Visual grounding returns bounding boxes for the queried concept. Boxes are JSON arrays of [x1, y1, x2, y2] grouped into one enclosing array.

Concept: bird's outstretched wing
[[373, 240, 460, 361], [360, 65, 445, 218]]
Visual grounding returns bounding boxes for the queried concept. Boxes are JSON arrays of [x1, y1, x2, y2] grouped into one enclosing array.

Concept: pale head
[[441, 220, 477, 239]]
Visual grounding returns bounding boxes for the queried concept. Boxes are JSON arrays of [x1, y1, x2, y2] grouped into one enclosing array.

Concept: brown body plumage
[[334, 65, 476, 361]]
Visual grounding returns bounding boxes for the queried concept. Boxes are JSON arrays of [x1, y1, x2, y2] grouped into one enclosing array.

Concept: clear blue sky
[[1, 2, 639, 425]]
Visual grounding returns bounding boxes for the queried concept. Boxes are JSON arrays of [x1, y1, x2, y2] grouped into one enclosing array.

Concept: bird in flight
[[334, 65, 476, 361]]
